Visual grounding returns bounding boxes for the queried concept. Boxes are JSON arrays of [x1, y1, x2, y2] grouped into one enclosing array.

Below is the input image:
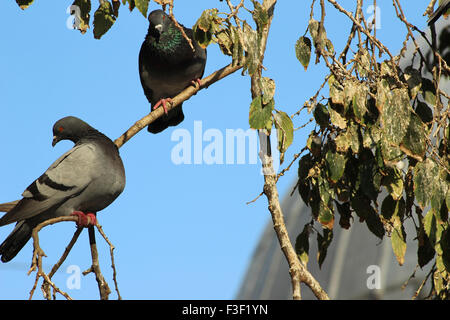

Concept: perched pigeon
[[139, 9, 207, 134], [428, 0, 450, 25], [0, 116, 126, 262]]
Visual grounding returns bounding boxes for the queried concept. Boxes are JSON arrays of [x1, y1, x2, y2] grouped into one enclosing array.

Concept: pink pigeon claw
[[71, 211, 97, 228], [190, 78, 203, 89], [152, 98, 173, 115]]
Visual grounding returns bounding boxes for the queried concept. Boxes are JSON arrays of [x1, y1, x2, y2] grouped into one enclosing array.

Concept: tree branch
[[83, 226, 111, 300], [27, 216, 119, 300], [252, 0, 329, 300], [114, 63, 242, 148]]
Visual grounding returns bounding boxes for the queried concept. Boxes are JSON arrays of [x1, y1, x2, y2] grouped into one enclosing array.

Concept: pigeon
[[428, 0, 450, 25], [0, 116, 126, 263], [139, 9, 207, 134]]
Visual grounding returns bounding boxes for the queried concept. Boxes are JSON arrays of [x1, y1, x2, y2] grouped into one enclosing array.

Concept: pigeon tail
[[0, 221, 33, 263], [147, 104, 184, 134]]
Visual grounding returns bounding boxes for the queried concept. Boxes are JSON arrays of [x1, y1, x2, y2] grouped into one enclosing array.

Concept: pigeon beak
[[155, 24, 163, 34], [52, 136, 60, 147]]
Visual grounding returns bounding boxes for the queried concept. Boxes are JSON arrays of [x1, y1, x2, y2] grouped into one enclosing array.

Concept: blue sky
[[0, 1, 430, 299]]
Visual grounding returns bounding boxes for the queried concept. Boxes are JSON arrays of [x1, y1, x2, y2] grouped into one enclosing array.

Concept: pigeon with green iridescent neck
[[139, 9, 207, 134]]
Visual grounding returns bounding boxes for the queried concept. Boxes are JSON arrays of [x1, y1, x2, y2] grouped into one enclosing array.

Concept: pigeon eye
[[58, 126, 64, 132]]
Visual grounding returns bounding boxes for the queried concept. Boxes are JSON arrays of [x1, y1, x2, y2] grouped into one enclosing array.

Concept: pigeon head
[[52, 116, 95, 146], [147, 10, 172, 40]]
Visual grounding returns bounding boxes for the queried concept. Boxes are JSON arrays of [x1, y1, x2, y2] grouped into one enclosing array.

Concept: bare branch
[[114, 63, 242, 148], [251, 0, 329, 300], [83, 226, 111, 300]]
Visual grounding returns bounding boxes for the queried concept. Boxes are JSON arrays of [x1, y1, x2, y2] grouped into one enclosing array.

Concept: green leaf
[[363, 125, 381, 149], [16, 0, 34, 10], [440, 229, 450, 273], [404, 66, 422, 100], [376, 78, 390, 111], [134, 0, 149, 17], [335, 201, 352, 229], [298, 154, 313, 204], [295, 225, 310, 266], [325, 150, 347, 183], [383, 167, 404, 201], [194, 25, 212, 49], [447, 190, 450, 214], [423, 209, 437, 246], [306, 132, 322, 157], [381, 88, 411, 146], [417, 221, 435, 268], [335, 132, 350, 153], [251, 0, 269, 29], [308, 19, 320, 46], [414, 159, 439, 209], [381, 195, 397, 220], [421, 78, 436, 106], [112, 0, 120, 17], [434, 272, 444, 295], [380, 135, 403, 166], [274, 111, 294, 164], [193, 9, 219, 49], [317, 229, 333, 269], [365, 207, 385, 239], [298, 154, 313, 180], [325, 38, 334, 55], [415, 101, 433, 124], [122, 0, 135, 11], [249, 96, 274, 131], [93, 1, 116, 39], [242, 21, 260, 76], [347, 121, 361, 154], [431, 169, 449, 213], [196, 9, 219, 32], [313, 103, 330, 129], [261, 77, 275, 105], [318, 173, 332, 205], [230, 26, 244, 67], [295, 36, 312, 71], [344, 80, 357, 111], [352, 84, 368, 124], [400, 113, 427, 160], [357, 48, 371, 78], [329, 75, 345, 106], [318, 203, 334, 230], [329, 104, 347, 129], [358, 149, 379, 201], [391, 224, 407, 265], [216, 28, 233, 56], [72, 0, 92, 34]]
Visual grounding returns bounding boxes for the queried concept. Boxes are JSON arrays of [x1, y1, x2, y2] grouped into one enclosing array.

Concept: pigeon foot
[[190, 78, 203, 89], [71, 211, 97, 227], [152, 98, 173, 115]]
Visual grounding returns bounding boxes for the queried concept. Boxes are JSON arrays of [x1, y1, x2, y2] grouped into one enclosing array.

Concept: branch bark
[[27, 216, 119, 300], [252, 0, 329, 300], [83, 226, 111, 300], [114, 63, 242, 148]]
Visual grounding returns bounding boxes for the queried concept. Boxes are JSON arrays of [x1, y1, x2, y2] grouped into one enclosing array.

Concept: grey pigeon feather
[[0, 116, 126, 262], [139, 9, 207, 134]]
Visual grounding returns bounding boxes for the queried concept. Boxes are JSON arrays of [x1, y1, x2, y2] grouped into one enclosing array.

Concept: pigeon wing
[[0, 144, 97, 226]]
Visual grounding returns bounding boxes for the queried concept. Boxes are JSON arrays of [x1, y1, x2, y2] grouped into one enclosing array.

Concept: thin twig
[[96, 223, 122, 300]]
